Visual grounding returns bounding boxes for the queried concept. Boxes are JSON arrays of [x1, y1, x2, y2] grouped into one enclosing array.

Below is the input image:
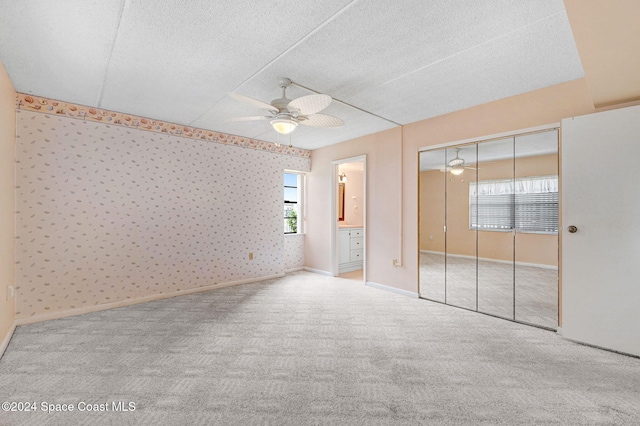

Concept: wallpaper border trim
[[14, 273, 284, 325], [15, 93, 311, 159]]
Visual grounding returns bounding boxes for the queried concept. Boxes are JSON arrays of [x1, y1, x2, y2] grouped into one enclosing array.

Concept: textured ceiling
[[0, 0, 583, 150]]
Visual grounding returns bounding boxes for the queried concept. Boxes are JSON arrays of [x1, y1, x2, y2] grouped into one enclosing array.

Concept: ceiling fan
[[229, 77, 344, 134], [440, 148, 477, 175]]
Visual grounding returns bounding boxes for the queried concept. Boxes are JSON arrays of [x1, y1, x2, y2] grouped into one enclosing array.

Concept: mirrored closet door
[[476, 137, 515, 320], [445, 145, 477, 311], [418, 129, 559, 329], [418, 149, 446, 303], [514, 131, 559, 329]]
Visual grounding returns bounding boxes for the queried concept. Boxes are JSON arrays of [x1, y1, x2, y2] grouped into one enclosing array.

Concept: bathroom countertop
[[338, 225, 363, 229]]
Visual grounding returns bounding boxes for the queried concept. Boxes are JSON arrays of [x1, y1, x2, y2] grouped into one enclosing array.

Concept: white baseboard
[[420, 250, 558, 270], [561, 336, 640, 359], [0, 322, 16, 360], [285, 267, 304, 273], [14, 273, 285, 326], [303, 267, 332, 276], [365, 281, 419, 299]]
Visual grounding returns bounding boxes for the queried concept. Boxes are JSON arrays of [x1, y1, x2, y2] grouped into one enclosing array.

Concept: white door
[[561, 105, 640, 357]]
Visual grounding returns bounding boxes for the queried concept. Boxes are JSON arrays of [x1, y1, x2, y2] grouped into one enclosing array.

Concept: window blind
[[515, 192, 558, 233], [469, 175, 558, 234]]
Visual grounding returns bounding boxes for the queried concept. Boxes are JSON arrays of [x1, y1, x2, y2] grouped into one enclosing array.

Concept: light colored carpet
[[1, 271, 638, 425]]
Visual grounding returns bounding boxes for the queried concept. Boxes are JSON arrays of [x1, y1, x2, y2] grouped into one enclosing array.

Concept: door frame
[[417, 123, 560, 329], [330, 155, 367, 281]]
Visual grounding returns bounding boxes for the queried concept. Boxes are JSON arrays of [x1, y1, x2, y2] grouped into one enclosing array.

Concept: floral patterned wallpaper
[[284, 235, 305, 271], [16, 93, 311, 159], [15, 110, 310, 318]]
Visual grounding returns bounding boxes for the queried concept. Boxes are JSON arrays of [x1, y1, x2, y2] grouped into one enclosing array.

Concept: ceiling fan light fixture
[[450, 166, 464, 175], [270, 118, 298, 134]]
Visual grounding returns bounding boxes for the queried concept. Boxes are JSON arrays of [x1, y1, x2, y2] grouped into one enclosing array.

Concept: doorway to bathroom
[[331, 155, 366, 283]]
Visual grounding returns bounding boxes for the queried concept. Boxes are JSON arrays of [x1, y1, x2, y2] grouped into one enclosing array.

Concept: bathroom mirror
[[338, 182, 345, 221]]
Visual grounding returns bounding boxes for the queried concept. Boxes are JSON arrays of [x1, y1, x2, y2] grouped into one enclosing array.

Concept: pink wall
[[306, 127, 415, 289], [0, 60, 16, 349], [306, 78, 595, 294], [564, 0, 640, 108]]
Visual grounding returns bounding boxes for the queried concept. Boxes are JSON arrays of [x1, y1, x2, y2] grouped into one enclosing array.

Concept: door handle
[[567, 225, 578, 233]]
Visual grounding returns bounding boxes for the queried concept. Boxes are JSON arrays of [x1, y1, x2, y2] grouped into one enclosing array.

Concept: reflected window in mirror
[[469, 175, 558, 234]]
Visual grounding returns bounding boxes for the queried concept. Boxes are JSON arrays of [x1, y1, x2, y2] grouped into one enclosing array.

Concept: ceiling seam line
[[291, 81, 401, 126], [187, 0, 360, 126], [358, 10, 566, 93], [96, 0, 128, 108]]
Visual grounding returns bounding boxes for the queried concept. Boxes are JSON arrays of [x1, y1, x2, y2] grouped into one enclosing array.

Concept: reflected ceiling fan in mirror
[[440, 148, 478, 175], [229, 77, 344, 135]]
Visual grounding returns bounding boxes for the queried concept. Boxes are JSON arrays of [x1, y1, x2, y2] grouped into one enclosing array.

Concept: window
[[284, 173, 303, 234], [469, 175, 558, 234]]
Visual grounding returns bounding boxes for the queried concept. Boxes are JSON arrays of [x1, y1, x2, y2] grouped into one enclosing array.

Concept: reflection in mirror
[[445, 145, 477, 311], [419, 149, 446, 302], [514, 130, 559, 329], [476, 137, 515, 320], [417, 129, 559, 330], [338, 183, 345, 221]]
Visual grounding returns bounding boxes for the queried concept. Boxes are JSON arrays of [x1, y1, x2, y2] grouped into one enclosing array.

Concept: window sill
[[470, 228, 558, 235]]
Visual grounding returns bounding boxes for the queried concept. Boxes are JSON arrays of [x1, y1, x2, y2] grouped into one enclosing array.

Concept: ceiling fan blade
[[287, 94, 331, 115], [229, 92, 278, 113], [226, 115, 270, 122], [299, 113, 344, 128]]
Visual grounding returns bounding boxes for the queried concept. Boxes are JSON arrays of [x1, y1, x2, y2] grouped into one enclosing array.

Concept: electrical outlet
[[392, 259, 398, 267], [429, 235, 434, 241], [249, 252, 254, 260], [7, 285, 15, 301]]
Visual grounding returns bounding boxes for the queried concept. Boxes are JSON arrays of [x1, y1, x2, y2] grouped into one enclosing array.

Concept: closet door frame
[[418, 123, 559, 330]]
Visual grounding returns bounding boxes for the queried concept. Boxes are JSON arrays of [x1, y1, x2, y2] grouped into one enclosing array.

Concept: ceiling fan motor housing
[[271, 97, 293, 114]]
